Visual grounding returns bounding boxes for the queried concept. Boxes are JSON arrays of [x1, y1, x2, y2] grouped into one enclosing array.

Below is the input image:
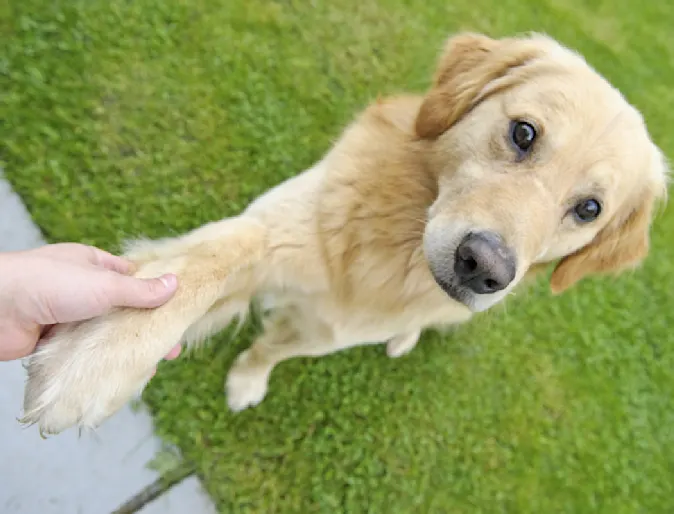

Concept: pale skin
[[0, 243, 182, 368]]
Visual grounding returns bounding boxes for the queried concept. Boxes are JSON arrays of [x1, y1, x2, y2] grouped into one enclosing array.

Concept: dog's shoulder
[[363, 94, 425, 136]]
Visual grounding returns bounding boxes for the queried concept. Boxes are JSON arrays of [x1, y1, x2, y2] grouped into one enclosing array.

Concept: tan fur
[[416, 33, 544, 138], [21, 32, 669, 435], [550, 150, 668, 292]]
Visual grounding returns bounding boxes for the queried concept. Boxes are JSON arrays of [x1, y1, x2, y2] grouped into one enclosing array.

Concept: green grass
[[3, 0, 674, 512]]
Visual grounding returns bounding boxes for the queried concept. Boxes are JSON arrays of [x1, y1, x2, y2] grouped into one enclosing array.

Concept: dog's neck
[[316, 96, 441, 306]]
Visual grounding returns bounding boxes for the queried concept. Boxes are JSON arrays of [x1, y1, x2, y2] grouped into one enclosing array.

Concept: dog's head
[[417, 33, 669, 312]]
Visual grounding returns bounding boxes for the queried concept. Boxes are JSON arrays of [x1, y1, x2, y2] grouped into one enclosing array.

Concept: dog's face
[[417, 33, 669, 312]]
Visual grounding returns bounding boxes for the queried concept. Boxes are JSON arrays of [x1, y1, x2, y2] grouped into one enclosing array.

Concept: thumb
[[107, 273, 179, 309], [0, 322, 41, 362]]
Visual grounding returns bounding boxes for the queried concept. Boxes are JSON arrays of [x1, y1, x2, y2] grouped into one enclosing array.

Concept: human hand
[[0, 243, 182, 366]]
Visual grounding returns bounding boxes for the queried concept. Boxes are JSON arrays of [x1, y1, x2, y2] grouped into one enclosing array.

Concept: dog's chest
[[260, 287, 472, 344], [334, 298, 472, 343]]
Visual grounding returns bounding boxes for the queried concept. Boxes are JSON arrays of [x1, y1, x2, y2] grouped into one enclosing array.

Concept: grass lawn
[[3, 0, 674, 512]]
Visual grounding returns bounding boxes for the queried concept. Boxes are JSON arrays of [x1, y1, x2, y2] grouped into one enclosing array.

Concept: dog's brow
[[532, 176, 556, 203], [595, 109, 633, 162], [560, 107, 629, 178]]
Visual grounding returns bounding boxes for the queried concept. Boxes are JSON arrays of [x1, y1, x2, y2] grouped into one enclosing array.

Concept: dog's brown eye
[[573, 198, 602, 223], [510, 120, 537, 156]]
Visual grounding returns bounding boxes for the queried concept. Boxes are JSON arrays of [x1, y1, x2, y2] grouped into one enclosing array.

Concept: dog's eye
[[573, 198, 602, 223], [510, 120, 537, 156]]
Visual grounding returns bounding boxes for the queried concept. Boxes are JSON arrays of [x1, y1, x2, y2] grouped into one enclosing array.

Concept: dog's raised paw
[[21, 313, 163, 435]]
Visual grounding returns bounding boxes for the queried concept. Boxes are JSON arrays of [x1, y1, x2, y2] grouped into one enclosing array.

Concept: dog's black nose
[[454, 232, 517, 294]]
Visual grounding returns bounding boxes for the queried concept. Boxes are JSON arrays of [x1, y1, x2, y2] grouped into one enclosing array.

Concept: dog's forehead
[[499, 64, 655, 200], [559, 108, 650, 189], [507, 67, 626, 120], [504, 62, 651, 163]]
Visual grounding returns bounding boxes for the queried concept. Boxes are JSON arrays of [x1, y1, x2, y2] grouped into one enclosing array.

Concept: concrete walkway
[[0, 176, 217, 514]]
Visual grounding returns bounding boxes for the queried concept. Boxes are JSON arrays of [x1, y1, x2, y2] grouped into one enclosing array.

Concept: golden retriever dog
[[21, 32, 668, 435]]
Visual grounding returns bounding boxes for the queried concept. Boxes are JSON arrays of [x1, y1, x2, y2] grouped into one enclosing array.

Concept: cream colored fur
[[21, 32, 669, 435]]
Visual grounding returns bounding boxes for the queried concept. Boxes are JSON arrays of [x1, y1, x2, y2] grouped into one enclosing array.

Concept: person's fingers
[[36, 242, 95, 262], [164, 344, 182, 360], [105, 273, 179, 309], [38, 243, 134, 274], [64, 244, 134, 274], [0, 323, 40, 362], [33, 242, 84, 261], [147, 344, 182, 379], [40, 324, 55, 339], [88, 248, 135, 275]]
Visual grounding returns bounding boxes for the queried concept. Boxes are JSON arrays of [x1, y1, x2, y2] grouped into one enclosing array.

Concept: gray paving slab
[[140, 477, 217, 514], [0, 177, 44, 252], [0, 175, 217, 514]]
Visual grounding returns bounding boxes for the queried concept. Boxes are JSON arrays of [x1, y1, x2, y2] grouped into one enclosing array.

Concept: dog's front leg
[[225, 307, 337, 411], [386, 330, 422, 358], [21, 216, 267, 435]]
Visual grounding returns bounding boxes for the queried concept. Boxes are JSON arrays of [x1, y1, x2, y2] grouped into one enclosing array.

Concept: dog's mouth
[[433, 274, 475, 307], [432, 272, 511, 313]]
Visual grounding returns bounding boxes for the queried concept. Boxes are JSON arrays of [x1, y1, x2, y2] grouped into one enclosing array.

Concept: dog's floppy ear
[[549, 194, 655, 294], [550, 149, 669, 294], [415, 33, 543, 139]]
